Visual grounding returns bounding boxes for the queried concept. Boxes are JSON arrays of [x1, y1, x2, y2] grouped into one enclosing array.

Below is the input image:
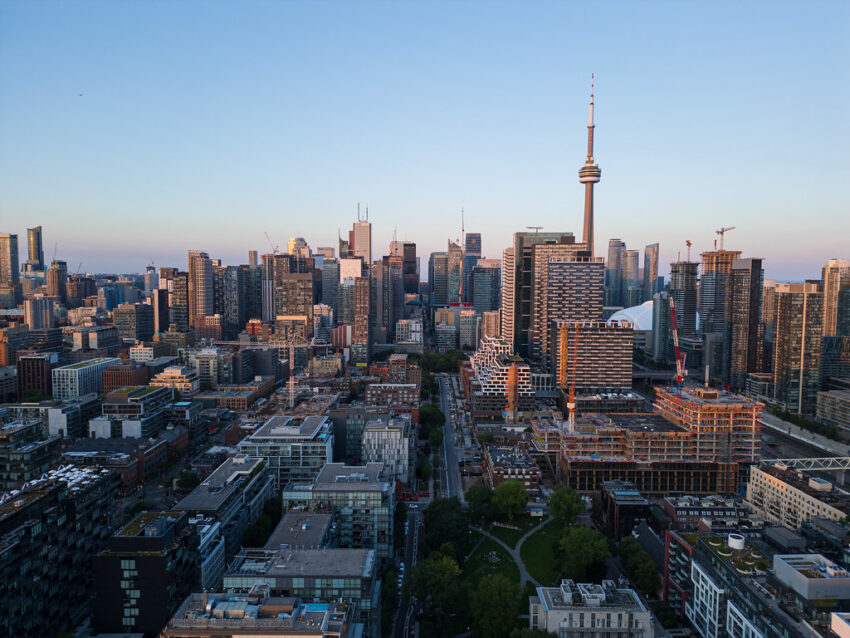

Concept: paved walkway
[[471, 516, 553, 588]]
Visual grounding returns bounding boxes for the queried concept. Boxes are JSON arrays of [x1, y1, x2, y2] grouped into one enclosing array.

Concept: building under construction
[[534, 385, 761, 495], [654, 386, 762, 466]]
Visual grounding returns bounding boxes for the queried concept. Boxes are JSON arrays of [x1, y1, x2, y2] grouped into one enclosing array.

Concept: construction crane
[[75, 262, 83, 276], [669, 297, 687, 388], [685, 240, 693, 262], [264, 232, 279, 255], [526, 226, 544, 233], [716, 226, 736, 250]]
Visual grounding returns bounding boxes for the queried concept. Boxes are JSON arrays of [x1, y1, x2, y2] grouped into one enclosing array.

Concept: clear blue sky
[[1, 1, 847, 281]]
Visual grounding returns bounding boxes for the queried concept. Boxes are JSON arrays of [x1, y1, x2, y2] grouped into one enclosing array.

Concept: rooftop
[[658, 385, 762, 407], [758, 464, 850, 513], [56, 357, 119, 370], [578, 412, 687, 434], [164, 590, 351, 636], [775, 554, 850, 581], [316, 462, 386, 486], [487, 445, 536, 469], [265, 512, 333, 549], [227, 547, 375, 580], [118, 511, 181, 537], [536, 580, 646, 612], [250, 415, 330, 440]]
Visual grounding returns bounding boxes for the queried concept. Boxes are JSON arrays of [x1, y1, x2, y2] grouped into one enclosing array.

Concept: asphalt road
[[438, 376, 463, 502], [394, 509, 422, 638]]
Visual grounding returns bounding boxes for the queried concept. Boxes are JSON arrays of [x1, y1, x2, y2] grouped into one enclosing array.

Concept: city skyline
[[1, 2, 848, 279]]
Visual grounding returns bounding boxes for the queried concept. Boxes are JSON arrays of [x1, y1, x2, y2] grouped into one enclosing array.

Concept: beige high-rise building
[[822, 259, 850, 337], [532, 253, 602, 367], [772, 283, 823, 415], [188, 250, 214, 328], [482, 310, 500, 338], [500, 232, 585, 360], [500, 247, 515, 347], [350, 220, 371, 265]]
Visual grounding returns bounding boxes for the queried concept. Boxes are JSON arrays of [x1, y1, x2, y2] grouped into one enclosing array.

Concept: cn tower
[[579, 74, 601, 257]]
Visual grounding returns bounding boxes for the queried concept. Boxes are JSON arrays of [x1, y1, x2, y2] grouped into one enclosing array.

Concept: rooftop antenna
[[357, 203, 361, 221], [526, 226, 544, 233]]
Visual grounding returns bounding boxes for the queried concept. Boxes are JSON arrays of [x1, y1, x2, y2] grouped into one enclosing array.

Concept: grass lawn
[[486, 515, 544, 548], [519, 519, 563, 586], [463, 537, 521, 586]]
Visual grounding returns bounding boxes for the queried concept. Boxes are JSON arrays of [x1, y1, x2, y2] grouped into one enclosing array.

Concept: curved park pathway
[[471, 515, 553, 588]]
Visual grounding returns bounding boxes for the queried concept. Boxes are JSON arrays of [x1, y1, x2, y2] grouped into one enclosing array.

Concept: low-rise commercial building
[[662, 495, 749, 530], [223, 547, 379, 637], [162, 588, 357, 638], [93, 511, 199, 637], [529, 580, 654, 637], [90, 384, 172, 439], [364, 383, 419, 407], [0, 419, 61, 490], [238, 415, 333, 488], [150, 365, 201, 398], [0, 465, 120, 638], [818, 390, 850, 430], [746, 464, 850, 529], [51, 357, 122, 400], [601, 480, 650, 541], [283, 462, 394, 563], [265, 511, 334, 550], [361, 416, 413, 484], [686, 533, 841, 638], [174, 455, 275, 558], [483, 445, 541, 492]]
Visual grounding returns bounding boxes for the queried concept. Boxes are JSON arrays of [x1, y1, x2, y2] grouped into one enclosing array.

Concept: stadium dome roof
[[608, 300, 653, 331]]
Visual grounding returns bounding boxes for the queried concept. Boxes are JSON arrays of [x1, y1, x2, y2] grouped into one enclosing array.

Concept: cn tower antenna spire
[[579, 73, 601, 258]]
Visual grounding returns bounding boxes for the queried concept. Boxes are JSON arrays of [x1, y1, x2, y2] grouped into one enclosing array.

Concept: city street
[[394, 509, 422, 638], [438, 375, 463, 503]]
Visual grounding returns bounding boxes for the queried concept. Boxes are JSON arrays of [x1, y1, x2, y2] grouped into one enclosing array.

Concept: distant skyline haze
[[0, 1, 847, 282]]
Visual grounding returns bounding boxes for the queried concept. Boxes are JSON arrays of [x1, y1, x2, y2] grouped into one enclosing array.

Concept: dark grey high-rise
[[643, 243, 659, 302], [27, 226, 45, 271], [429, 252, 448, 307], [463, 233, 481, 303], [669, 261, 699, 338], [722, 258, 764, 390], [605, 239, 625, 306]]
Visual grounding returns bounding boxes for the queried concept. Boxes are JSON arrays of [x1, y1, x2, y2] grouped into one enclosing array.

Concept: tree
[[381, 567, 399, 636], [429, 427, 443, 450], [420, 459, 432, 483], [423, 497, 470, 558], [549, 486, 583, 526], [619, 537, 660, 595], [493, 479, 527, 521], [407, 552, 464, 634], [465, 485, 495, 524], [477, 432, 495, 444], [559, 526, 611, 581], [420, 402, 446, 429], [470, 573, 519, 638]]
